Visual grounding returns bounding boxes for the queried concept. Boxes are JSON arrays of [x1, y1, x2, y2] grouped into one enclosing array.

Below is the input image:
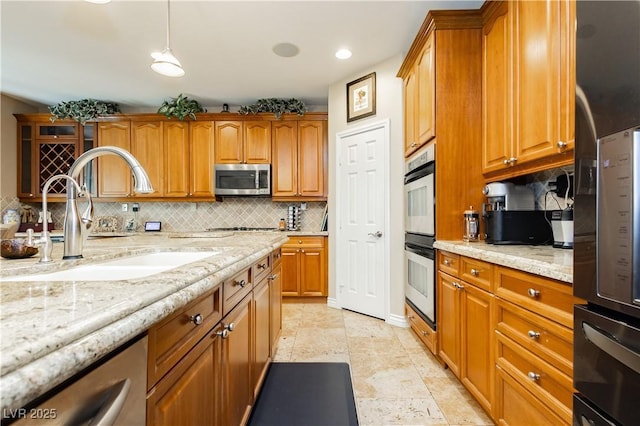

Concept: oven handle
[[582, 321, 640, 374], [405, 243, 435, 259], [404, 161, 435, 184]]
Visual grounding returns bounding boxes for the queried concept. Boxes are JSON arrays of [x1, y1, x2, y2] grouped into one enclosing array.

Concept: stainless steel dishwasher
[[10, 335, 147, 426]]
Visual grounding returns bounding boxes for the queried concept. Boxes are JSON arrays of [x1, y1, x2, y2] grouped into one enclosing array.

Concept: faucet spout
[[63, 146, 154, 260]]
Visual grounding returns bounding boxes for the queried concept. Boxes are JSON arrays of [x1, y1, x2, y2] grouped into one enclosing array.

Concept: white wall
[[327, 54, 406, 322]]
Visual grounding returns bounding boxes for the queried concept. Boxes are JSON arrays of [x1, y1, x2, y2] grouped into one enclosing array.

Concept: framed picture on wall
[[346, 72, 376, 122]]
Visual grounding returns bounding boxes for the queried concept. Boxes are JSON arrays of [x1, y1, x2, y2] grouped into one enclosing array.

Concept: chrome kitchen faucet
[[61, 146, 154, 260]]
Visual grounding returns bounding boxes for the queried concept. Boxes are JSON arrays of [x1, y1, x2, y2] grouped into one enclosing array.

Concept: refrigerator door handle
[[583, 322, 640, 374]]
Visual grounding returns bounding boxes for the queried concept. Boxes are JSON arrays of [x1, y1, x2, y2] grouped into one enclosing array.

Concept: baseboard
[[387, 312, 409, 328]]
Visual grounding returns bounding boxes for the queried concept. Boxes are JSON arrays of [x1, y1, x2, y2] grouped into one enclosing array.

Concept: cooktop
[[205, 227, 278, 232]]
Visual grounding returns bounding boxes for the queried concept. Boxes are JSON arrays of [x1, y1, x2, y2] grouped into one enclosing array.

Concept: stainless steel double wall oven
[[404, 143, 436, 328]]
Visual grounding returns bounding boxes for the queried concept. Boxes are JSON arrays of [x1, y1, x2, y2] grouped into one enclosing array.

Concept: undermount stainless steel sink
[[1, 250, 226, 282]]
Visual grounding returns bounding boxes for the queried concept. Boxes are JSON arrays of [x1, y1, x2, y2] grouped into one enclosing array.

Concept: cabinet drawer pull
[[421, 330, 429, 336], [470, 268, 479, 276], [527, 288, 541, 298], [190, 314, 203, 325], [298, 240, 303, 244], [257, 263, 267, 270], [443, 259, 451, 266], [216, 329, 229, 339], [527, 330, 541, 339], [224, 322, 235, 332], [453, 282, 465, 290], [234, 279, 247, 288], [527, 372, 541, 382]]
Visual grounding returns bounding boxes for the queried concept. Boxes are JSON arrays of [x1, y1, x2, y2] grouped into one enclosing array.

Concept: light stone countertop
[[433, 240, 573, 284], [0, 231, 288, 412]]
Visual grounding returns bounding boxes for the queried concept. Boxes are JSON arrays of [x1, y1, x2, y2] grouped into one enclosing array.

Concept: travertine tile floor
[[273, 303, 494, 426]]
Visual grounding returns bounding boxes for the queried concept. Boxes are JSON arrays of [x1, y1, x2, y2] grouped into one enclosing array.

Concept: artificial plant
[[238, 98, 307, 119], [49, 99, 120, 125], [157, 94, 206, 120]]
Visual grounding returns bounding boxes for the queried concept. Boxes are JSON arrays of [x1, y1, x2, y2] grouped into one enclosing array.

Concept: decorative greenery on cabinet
[[48, 99, 120, 125], [238, 98, 307, 119], [157, 94, 207, 121]]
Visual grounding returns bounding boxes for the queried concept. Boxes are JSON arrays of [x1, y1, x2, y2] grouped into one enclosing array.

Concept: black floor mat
[[248, 362, 359, 426]]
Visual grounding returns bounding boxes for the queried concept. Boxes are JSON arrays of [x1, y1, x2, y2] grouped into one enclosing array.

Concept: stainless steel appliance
[[404, 143, 436, 328], [550, 209, 573, 249], [482, 182, 535, 211], [404, 144, 435, 237], [214, 164, 271, 196], [7, 335, 147, 425], [573, 2, 640, 424]]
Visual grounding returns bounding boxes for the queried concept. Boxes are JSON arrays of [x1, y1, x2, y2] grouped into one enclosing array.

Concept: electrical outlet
[[121, 203, 128, 212], [132, 203, 139, 212]]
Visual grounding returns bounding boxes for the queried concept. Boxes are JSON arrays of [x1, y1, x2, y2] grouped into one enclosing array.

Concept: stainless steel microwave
[[214, 164, 271, 196]]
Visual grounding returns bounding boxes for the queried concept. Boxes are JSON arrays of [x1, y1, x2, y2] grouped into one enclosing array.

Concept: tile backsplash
[[2, 196, 326, 233]]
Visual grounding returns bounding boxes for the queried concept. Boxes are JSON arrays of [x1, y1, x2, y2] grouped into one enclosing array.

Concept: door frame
[[333, 118, 391, 321]]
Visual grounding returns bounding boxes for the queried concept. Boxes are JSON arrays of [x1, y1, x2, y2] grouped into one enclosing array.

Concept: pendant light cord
[[166, 0, 171, 49]]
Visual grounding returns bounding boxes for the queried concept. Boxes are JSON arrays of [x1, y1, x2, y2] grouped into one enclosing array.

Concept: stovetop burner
[[205, 227, 278, 232]]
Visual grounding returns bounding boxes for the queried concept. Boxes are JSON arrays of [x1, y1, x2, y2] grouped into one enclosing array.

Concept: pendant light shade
[[151, 0, 184, 77]]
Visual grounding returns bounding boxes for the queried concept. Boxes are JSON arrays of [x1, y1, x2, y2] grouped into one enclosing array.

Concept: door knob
[[368, 231, 383, 238]]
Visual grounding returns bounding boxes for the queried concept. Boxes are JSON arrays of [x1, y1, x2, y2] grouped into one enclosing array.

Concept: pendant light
[[151, 0, 184, 77]]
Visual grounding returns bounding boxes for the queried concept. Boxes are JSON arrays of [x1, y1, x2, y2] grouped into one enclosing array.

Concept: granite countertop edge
[[0, 233, 288, 412], [433, 240, 573, 284]]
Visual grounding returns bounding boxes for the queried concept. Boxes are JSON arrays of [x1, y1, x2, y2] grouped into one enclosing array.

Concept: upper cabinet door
[[214, 121, 243, 164], [131, 121, 163, 197], [513, 0, 562, 163], [482, 1, 512, 173], [417, 31, 436, 146], [164, 121, 190, 197], [97, 121, 132, 197], [298, 121, 325, 197], [271, 121, 298, 198], [244, 121, 271, 163], [403, 68, 418, 156], [189, 121, 215, 198]]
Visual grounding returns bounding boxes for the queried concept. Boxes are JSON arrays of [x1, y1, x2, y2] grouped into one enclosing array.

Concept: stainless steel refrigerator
[[573, 1, 640, 425]]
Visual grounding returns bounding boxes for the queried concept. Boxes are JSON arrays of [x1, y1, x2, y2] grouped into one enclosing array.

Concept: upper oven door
[[405, 162, 435, 236]]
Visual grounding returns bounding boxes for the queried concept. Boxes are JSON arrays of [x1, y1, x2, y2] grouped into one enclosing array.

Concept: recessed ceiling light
[[335, 49, 352, 60], [273, 43, 300, 58], [85, 0, 111, 4]]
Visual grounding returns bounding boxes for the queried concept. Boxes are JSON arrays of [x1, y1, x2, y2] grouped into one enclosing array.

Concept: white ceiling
[[1, 0, 483, 111]]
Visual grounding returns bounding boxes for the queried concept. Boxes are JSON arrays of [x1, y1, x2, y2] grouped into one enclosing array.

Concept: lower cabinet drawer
[[496, 331, 572, 424], [496, 298, 573, 377], [223, 268, 252, 316], [495, 365, 567, 425], [405, 303, 437, 355], [147, 285, 222, 388]]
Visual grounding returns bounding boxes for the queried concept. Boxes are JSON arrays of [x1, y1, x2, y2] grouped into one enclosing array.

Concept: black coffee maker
[[482, 182, 552, 245]]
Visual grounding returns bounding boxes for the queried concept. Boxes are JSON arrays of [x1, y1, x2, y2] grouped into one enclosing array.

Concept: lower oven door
[[404, 244, 435, 327], [574, 304, 640, 425]]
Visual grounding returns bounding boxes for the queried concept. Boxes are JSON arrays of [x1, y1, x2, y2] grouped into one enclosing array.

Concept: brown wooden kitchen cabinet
[[397, 11, 485, 241], [252, 276, 271, 399], [270, 249, 283, 354], [481, 0, 575, 178], [131, 121, 163, 198], [15, 116, 91, 201], [402, 31, 435, 157], [493, 265, 579, 425], [163, 120, 216, 199], [281, 236, 327, 297], [214, 120, 270, 164], [437, 251, 495, 417], [97, 121, 132, 198], [272, 120, 326, 200]]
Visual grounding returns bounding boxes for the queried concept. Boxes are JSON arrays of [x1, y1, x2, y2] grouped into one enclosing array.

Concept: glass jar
[[463, 206, 479, 242]]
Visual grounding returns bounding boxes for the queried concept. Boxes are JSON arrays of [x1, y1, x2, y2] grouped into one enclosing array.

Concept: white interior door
[[336, 120, 388, 319]]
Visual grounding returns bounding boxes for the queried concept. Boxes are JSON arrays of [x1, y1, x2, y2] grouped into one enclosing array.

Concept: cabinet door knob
[[527, 372, 541, 382], [268, 273, 279, 280], [224, 322, 235, 331], [410, 142, 417, 148], [527, 330, 541, 339], [190, 314, 203, 325], [216, 329, 229, 339], [298, 240, 303, 244], [557, 140, 567, 150], [527, 288, 541, 298]]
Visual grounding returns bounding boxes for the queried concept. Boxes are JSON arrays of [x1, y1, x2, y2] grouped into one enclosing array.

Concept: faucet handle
[[79, 185, 93, 228]]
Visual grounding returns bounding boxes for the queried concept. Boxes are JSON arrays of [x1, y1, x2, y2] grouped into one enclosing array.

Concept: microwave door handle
[[255, 171, 259, 189], [582, 322, 640, 375]]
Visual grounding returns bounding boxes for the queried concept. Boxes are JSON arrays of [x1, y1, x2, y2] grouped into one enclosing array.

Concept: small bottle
[[279, 218, 286, 231]]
